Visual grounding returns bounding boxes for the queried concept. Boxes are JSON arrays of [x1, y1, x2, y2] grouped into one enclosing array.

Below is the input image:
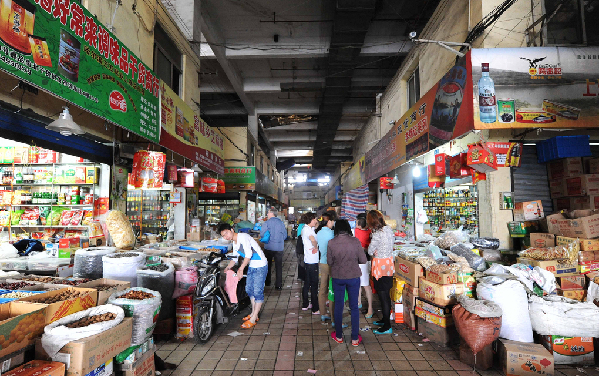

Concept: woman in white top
[[301, 212, 320, 314]]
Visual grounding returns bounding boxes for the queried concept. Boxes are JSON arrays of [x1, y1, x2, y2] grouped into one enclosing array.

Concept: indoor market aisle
[[155, 241, 587, 376]]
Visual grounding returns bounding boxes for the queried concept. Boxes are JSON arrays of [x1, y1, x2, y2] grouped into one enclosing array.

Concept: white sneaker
[[302, 303, 312, 311]]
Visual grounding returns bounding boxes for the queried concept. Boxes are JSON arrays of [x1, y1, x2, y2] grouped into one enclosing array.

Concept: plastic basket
[[238, 228, 251, 234], [537, 135, 591, 163]]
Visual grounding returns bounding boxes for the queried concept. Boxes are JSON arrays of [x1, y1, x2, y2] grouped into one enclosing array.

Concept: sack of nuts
[[41, 304, 125, 358], [108, 287, 161, 346]]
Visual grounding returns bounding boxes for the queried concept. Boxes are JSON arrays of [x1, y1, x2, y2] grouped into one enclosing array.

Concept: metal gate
[[511, 145, 553, 214]]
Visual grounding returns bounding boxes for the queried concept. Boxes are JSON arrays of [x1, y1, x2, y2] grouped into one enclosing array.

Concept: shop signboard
[[343, 156, 366, 191], [486, 142, 523, 167], [0, 0, 159, 141], [159, 81, 224, 174], [365, 57, 474, 183], [471, 47, 599, 129], [223, 166, 255, 191]]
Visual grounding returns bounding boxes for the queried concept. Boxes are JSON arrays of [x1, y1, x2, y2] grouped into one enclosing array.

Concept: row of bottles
[[424, 198, 478, 207], [423, 187, 479, 231], [1, 167, 53, 184], [424, 188, 477, 199]]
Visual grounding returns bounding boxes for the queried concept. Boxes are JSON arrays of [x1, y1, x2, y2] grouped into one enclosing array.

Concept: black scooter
[[193, 252, 250, 343]]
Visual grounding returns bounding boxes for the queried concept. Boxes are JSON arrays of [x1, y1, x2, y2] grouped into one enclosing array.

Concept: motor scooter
[[193, 252, 249, 343]]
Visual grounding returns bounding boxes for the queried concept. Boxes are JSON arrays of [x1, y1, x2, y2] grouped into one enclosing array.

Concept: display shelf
[[9, 204, 93, 207], [0, 183, 94, 186], [0, 162, 96, 166], [9, 225, 89, 228]]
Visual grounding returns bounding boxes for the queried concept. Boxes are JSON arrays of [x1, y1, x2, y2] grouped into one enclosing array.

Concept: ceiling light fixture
[[391, 174, 400, 185], [412, 166, 421, 178], [46, 107, 84, 136], [191, 164, 203, 173]]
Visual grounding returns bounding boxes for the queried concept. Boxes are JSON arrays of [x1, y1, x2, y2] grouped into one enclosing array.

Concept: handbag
[[260, 230, 271, 244]]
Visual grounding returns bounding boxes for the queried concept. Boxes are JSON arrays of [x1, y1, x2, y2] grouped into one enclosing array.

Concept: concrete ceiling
[[198, 0, 441, 173]]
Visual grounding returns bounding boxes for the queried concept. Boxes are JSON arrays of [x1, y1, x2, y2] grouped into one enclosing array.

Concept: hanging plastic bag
[[106, 210, 136, 249], [452, 295, 502, 354], [172, 266, 197, 299]]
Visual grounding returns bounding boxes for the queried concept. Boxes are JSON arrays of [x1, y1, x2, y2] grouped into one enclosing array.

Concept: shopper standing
[[301, 212, 320, 314], [316, 211, 336, 321], [327, 219, 366, 346], [354, 213, 374, 318], [296, 214, 307, 281], [260, 207, 287, 290], [218, 223, 267, 328], [367, 210, 395, 334]]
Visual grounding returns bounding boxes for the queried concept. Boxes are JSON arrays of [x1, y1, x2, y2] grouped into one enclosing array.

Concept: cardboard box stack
[[390, 276, 405, 324], [395, 254, 424, 331]]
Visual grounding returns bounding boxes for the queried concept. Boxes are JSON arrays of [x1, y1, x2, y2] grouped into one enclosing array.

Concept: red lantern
[[131, 151, 166, 188]]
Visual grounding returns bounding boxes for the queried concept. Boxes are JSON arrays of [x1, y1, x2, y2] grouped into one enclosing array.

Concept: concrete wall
[[221, 127, 248, 166]]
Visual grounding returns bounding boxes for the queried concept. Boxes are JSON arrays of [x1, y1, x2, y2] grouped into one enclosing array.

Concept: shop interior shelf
[[8, 225, 89, 228], [9, 204, 93, 207], [0, 183, 94, 186], [0, 162, 97, 166]]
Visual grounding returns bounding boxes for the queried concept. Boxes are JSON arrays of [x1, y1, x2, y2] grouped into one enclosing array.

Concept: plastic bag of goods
[[176, 295, 193, 339], [476, 279, 533, 342], [450, 243, 486, 271], [470, 237, 500, 250], [103, 252, 145, 287], [74, 247, 116, 280], [434, 228, 469, 250], [481, 249, 501, 262], [519, 243, 577, 264], [108, 287, 161, 346], [529, 295, 599, 337], [41, 304, 124, 358], [173, 267, 197, 299], [452, 295, 502, 354], [106, 210, 136, 249], [136, 263, 175, 320]]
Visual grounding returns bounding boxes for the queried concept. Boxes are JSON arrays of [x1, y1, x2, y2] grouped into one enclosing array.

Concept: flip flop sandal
[[241, 320, 257, 329], [330, 331, 343, 344], [352, 335, 363, 347], [242, 315, 259, 322]]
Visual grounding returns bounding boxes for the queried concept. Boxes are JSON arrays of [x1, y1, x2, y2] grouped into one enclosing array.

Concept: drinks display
[[423, 187, 479, 232], [478, 63, 496, 123], [126, 189, 170, 239]]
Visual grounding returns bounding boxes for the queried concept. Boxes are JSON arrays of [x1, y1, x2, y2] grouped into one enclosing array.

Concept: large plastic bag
[[470, 237, 500, 250], [450, 243, 486, 271], [106, 210, 136, 249], [136, 263, 175, 320], [0, 243, 18, 259], [453, 295, 502, 353], [172, 267, 197, 299], [74, 247, 116, 279], [103, 252, 145, 287], [41, 304, 124, 358], [476, 280, 533, 342], [587, 281, 599, 303], [108, 287, 161, 346], [434, 228, 469, 250], [529, 295, 599, 337]]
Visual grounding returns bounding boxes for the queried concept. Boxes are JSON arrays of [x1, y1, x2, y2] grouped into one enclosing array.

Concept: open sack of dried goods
[[449, 243, 486, 271], [108, 287, 161, 345], [453, 295, 502, 354], [74, 247, 116, 279], [434, 228, 469, 250], [477, 279, 533, 342], [519, 243, 578, 264], [136, 263, 175, 320], [529, 295, 599, 337], [41, 304, 125, 358], [106, 210, 136, 249], [482, 263, 556, 294], [103, 252, 145, 287]]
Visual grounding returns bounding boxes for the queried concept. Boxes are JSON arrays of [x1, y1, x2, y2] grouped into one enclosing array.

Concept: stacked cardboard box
[[402, 283, 418, 331], [391, 276, 405, 324], [550, 158, 599, 211]]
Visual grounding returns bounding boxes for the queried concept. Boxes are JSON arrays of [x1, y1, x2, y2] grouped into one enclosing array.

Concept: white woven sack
[[529, 295, 599, 337]]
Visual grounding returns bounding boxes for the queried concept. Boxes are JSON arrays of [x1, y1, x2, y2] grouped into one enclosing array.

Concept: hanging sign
[[428, 165, 445, 188], [0, 0, 160, 141], [379, 177, 394, 190], [486, 142, 523, 167], [223, 166, 256, 191]]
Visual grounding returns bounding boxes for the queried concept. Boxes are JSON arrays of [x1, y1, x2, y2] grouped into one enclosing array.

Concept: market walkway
[[156, 241, 591, 376]]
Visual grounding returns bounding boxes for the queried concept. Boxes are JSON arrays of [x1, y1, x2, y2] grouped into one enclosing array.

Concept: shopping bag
[[328, 278, 348, 302]]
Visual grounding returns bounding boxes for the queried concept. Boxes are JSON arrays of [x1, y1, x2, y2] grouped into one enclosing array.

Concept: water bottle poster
[[471, 47, 599, 129]]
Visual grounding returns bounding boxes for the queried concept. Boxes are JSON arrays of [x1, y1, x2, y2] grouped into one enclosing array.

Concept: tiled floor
[[156, 241, 595, 376]]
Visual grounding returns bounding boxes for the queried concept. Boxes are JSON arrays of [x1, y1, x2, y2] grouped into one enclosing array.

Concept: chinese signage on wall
[[0, 0, 159, 141], [223, 166, 255, 191], [471, 47, 599, 129], [159, 81, 224, 174], [364, 57, 474, 183]]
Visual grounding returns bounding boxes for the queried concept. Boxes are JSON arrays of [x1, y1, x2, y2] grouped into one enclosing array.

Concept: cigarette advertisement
[[472, 47, 599, 129], [0, 0, 159, 141]]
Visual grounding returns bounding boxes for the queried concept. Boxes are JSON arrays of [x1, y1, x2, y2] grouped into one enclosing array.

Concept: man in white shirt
[[301, 212, 320, 314], [218, 223, 268, 328]]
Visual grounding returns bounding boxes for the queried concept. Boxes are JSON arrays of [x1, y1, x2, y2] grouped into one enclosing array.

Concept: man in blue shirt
[[260, 207, 287, 290]]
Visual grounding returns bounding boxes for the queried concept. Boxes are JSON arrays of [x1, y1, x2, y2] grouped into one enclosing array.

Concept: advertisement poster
[[485, 142, 523, 167], [472, 47, 599, 129], [343, 156, 366, 191], [364, 57, 474, 183], [223, 166, 256, 191], [247, 200, 256, 223], [159, 81, 224, 174], [0, 0, 159, 141]]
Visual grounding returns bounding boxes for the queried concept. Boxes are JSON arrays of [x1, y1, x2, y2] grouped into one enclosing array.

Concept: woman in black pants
[[367, 210, 395, 334]]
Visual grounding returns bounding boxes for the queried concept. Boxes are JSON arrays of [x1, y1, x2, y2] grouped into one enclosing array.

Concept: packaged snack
[[60, 210, 74, 226], [31, 232, 44, 239], [29, 35, 52, 67], [39, 206, 51, 225], [43, 229, 55, 240], [70, 210, 84, 226], [49, 207, 67, 226], [0, 211, 9, 226], [11, 210, 24, 225], [81, 210, 93, 225]]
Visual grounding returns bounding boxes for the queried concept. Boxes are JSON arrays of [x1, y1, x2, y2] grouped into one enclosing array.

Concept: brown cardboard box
[[579, 238, 599, 251], [589, 158, 599, 174], [569, 196, 599, 210], [402, 285, 417, 331], [498, 339, 554, 376], [415, 297, 453, 327], [549, 179, 568, 199], [557, 289, 587, 301], [418, 277, 464, 306], [416, 317, 458, 347], [35, 318, 132, 376], [187, 232, 200, 241], [77, 279, 130, 305], [116, 346, 155, 376], [13, 287, 97, 324], [514, 200, 544, 221], [530, 233, 556, 248], [459, 342, 493, 371], [518, 258, 580, 276], [425, 269, 458, 285], [553, 198, 572, 211], [555, 236, 581, 253], [546, 211, 599, 239], [0, 303, 46, 359], [566, 175, 599, 197], [579, 251, 596, 263], [541, 335, 594, 365], [556, 275, 585, 290], [548, 158, 583, 180], [3, 361, 65, 376], [395, 257, 424, 287]]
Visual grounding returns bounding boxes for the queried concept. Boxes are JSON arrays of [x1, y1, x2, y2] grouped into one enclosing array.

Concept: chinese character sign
[[223, 166, 256, 191], [0, 0, 159, 141]]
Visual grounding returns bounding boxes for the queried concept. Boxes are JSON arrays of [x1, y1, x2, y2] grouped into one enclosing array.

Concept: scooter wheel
[[193, 307, 214, 344]]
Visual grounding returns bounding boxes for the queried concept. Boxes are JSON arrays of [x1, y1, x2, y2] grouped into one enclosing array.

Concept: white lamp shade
[[192, 164, 203, 173], [46, 107, 84, 136]]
